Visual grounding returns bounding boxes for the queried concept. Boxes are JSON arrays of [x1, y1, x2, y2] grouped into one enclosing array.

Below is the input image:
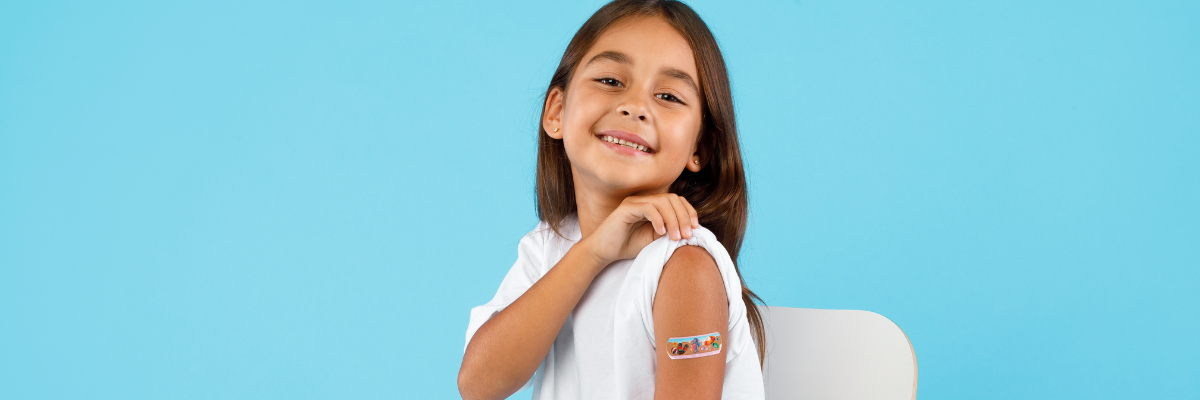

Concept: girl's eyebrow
[[585, 50, 631, 67], [661, 67, 699, 96]]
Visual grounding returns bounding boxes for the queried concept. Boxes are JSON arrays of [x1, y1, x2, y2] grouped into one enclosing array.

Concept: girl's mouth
[[598, 134, 653, 154]]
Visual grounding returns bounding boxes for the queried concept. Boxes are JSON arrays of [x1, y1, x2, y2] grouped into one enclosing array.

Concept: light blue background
[[2, 0, 1196, 399]]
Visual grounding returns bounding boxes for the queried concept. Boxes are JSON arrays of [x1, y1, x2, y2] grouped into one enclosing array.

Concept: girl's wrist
[[574, 237, 610, 274]]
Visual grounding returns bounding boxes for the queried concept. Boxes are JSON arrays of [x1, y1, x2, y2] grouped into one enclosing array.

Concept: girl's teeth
[[601, 135, 648, 152]]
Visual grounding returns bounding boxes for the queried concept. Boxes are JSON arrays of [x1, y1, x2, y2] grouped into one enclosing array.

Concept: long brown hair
[[534, 0, 767, 365]]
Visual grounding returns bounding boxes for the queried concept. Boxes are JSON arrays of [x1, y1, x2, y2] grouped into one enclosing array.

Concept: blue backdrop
[[2, 1, 1196, 399]]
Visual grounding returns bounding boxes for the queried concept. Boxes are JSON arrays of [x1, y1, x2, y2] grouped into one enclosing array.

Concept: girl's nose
[[616, 91, 650, 122], [621, 110, 647, 121]]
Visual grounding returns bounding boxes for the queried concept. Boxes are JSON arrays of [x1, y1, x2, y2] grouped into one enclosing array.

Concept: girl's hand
[[582, 193, 700, 266]]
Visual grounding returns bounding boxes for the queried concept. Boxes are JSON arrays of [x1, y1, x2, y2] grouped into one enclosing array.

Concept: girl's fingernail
[[692, 217, 699, 227]]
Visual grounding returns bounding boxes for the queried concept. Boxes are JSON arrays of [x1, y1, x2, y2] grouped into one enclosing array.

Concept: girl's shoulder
[[526, 214, 581, 244], [639, 225, 741, 295], [516, 215, 581, 264]]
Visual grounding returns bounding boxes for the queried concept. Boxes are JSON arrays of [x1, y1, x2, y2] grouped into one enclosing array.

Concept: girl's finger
[[681, 196, 699, 228], [656, 198, 681, 241], [669, 194, 694, 239], [639, 202, 666, 236]]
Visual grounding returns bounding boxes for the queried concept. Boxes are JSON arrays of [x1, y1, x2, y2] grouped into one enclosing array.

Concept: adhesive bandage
[[666, 332, 721, 359]]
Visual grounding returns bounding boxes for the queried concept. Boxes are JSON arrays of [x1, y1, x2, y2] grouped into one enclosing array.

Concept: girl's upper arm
[[652, 245, 728, 400]]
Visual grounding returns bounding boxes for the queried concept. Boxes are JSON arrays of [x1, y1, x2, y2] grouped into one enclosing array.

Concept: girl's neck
[[573, 179, 669, 240], [575, 191, 622, 241]]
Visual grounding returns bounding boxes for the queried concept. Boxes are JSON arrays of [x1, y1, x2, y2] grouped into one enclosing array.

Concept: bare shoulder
[[654, 245, 728, 334], [657, 245, 726, 306]]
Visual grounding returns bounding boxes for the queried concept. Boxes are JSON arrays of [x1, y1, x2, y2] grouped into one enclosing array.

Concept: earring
[[693, 159, 699, 164], [553, 127, 559, 133]]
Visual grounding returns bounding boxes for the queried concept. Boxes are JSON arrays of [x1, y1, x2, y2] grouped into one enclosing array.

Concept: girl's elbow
[[458, 362, 491, 400], [458, 356, 483, 400], [457, 362, 516, 400]]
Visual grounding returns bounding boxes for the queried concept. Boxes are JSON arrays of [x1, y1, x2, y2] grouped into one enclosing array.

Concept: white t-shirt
[[464, 214, 765, 400]]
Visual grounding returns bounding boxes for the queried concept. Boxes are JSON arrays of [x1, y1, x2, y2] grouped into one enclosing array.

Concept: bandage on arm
[[652, 245, 727, 400], [666, 332, 722, 359]]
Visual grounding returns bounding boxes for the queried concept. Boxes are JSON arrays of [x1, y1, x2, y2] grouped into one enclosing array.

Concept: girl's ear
[[686, 131, 703, 172], [543, 87, 566, 139], [686, 153, 702, 172]]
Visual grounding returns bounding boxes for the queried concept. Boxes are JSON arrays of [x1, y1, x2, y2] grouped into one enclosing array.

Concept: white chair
[[756, 306, 918, 400]]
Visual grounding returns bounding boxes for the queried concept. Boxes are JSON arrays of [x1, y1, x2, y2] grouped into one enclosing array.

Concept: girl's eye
[[595, 77, 622, 87], [657, 93, 684, 104]]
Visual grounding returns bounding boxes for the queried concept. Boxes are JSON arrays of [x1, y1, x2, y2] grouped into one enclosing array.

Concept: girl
[[459, 1, 765, 399]]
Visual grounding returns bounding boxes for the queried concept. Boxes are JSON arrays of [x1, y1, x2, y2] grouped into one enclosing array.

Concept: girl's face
[[543, 16, 704, 195]]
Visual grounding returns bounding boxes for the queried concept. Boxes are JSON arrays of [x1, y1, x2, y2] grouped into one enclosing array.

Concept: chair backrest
[[756, 306, 917, 400]]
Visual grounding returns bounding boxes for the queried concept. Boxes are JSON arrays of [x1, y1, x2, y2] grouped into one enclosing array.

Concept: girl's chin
[[590, 172, 672, 193]]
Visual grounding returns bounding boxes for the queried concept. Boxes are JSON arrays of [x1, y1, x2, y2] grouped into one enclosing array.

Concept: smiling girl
[[458, 1, 765, 399]]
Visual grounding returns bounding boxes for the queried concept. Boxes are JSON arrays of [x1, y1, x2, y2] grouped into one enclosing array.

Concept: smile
[[599, 135, 652, 153]]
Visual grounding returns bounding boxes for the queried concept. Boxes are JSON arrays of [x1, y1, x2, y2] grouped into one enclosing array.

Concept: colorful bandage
[[666, 332, 722, 359]]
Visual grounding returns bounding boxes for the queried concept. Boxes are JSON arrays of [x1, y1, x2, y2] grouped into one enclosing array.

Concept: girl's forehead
[[579, 16, 697, 76]]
